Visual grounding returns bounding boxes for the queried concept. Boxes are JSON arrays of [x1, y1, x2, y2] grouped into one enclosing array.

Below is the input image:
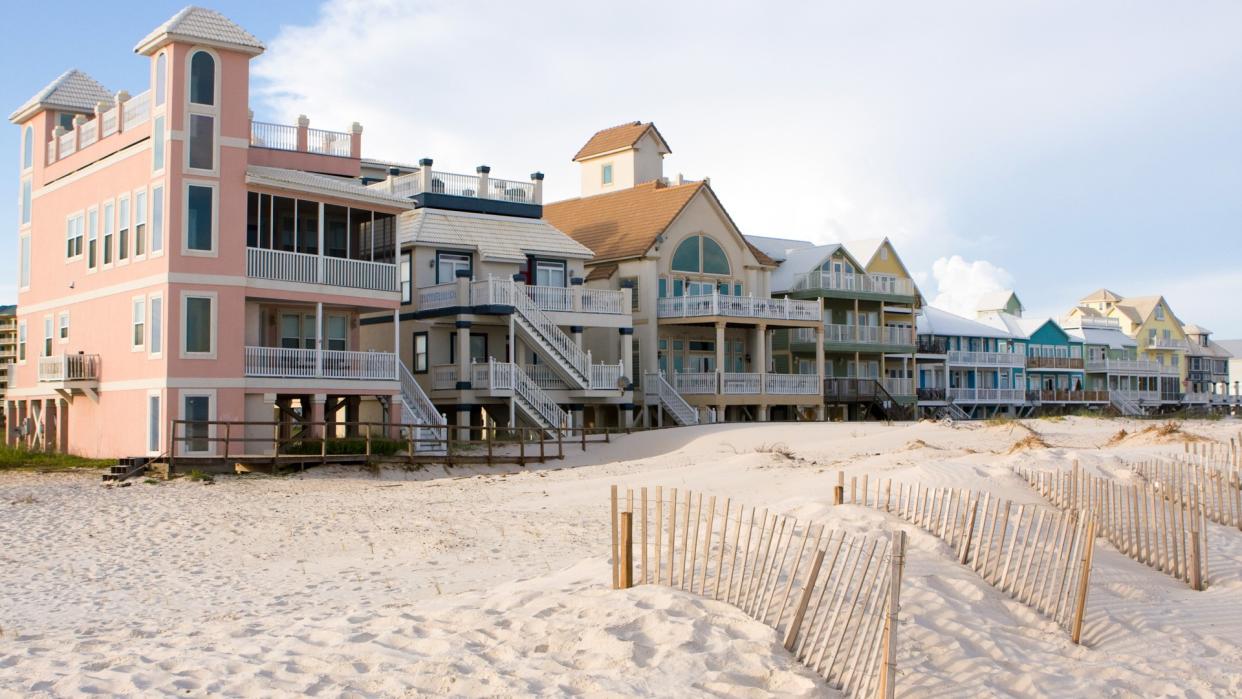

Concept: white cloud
[[928, 256, 1014, 318]]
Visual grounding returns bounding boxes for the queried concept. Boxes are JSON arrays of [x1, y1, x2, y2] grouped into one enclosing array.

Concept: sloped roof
[[135, 6, 265, 56], [1117, 296, 1176, 327], [585, 263, 617, 282], [978, 311, 1064, 341], [9, 70, 112, 123], [977, 290, 1023, 313], [398, 209, 594, 264], [1182, 323, 1211, 336], [1064, 325, 1137, 350], [573, 121, 669, 161], [744, 235, 816, 262], [544, 180, 775, 268], [918, 306, 1013, 340], [1080, 288, 1123, 303], [768, 243, 857, 294], [1216, 340, 1242, 359], [246, 165, 414, 208]]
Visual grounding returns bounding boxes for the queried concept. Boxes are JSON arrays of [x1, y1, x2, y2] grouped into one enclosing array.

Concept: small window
[[601, 163, 613, 185], [132, 298, 146, 349], [57, 112, 74, 131], [20, 180, 31, 226], [186, 184, 214, 252], [150, 295, 163, 355], [22, 126, 33, 170], [17, 320, 27, 362], [1155, 305, 1165, 321], [42, 316, 52, 357], [326, 315, 348, 352], [880, 246, 889, 261], [118, 194, 130, 261], [134, 190, 147, 256], [20, 236, 30, 289], [103, 202, 114, 265], [400, 252, 412, 304], [184, 295, 214, 355], [68, 213, 85, 261], [188, 114, 214, 170], [154, 53, 167, 107], [152, 116, 165, 171], [412, 332, 429, 373], [189, 51, 215, 106], [58, 312, 69, 341], [436, 251, 471, 283], [147, 394, 161, 453], [151, 185, 164, 253], [534, 260, 566, 287]]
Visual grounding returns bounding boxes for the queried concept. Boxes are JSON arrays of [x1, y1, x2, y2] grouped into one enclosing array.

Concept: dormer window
[[1155, 305, 1164, 321], [190, 51, 215, 105], [601, 163, 613, 186]]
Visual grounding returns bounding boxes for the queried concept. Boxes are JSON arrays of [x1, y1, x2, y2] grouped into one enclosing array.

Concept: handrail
[[399, 361, 444, 425], [645, 372, 699, 425], [476, 278, 590, 386]]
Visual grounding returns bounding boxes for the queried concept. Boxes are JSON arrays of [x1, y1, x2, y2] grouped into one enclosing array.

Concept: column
[[754, 323, 768, 422], [315, 302, 324, 377], [620, 327, 634, 384], [41, 398, 54, 453], [317, 202, 325, 283], [309, 394, 325, 440], [715, 321, 727, 418], [58, 397, 69, 454], [456, 320, 472, 388], [572, 325, 585, 350], [4, 401, 13, 447], [815, 324, 827, 421], [570, 276, 584, 312], [392, 309, 400, 379], [456, 404, 471, 442]]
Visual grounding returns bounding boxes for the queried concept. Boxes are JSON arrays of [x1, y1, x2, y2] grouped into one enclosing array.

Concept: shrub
[[187, 469, 214, 483]]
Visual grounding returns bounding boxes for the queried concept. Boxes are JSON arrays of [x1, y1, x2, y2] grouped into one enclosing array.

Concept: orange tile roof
[[584, 263, 617, 281], [544, 180, 704, 262], [573, 121, 666, 161]]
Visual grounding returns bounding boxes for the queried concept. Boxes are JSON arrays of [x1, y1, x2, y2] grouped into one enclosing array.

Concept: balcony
[[657, 293, 819, 323], [247, 247, 398, 294], [1026, 390, 1109, 404], [244, 347, 397, 381], [415, 281, 629, 316], [38, 354, 101, 383], [670, 372, 821, 396], [1084, 358, 1177, 375], [946, 387, 1026, 403], [1112, 389, 1161, 404], [787, 271, 917, 301], [946, 350, 1025, 367], [250, 120, 358, 158], [368, 165, 542, 217], [430, 360, 626, 392], [45, 90, 150, 166], [917, 338, 948, 354], [823, 377, 914, 401], [1026, 356, 1084, 370], [1149, 338, 1190, 351], [792, 324, 915, 349]]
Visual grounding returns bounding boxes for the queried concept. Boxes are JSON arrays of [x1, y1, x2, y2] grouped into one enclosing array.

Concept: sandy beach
[[3, 417, 1242, 697]]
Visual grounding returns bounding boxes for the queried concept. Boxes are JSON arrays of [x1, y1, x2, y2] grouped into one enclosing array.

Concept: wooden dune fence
[[610, 486, 906, 699], [1016, 463, 1207, 590], [830, 472, 1097, 644], [1138, 450, 1242, 533]]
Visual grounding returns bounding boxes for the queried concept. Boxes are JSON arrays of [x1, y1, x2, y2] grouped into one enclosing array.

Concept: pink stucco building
[[6, 8, 414, 459]]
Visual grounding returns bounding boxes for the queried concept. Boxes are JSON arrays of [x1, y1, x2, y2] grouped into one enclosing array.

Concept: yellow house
[[1065, 289, 1189, 400]]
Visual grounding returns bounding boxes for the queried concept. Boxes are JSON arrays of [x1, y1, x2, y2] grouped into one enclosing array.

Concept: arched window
[[189, 51, 215, 105], [22, 126, 32, 169], [671, 234, 730, 275], [155, 53, 167, 106]]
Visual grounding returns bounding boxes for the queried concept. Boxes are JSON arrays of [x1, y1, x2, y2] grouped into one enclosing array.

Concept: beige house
[[545, 123, 825, 425]]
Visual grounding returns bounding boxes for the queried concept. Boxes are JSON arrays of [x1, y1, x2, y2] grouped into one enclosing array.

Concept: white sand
[[3, 417, 1242, 697]]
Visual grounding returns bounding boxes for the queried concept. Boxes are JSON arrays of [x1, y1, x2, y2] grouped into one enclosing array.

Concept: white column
[[317, 202, 325, 283], [392, 308, 400, 379], [315, 302, 323, 377]]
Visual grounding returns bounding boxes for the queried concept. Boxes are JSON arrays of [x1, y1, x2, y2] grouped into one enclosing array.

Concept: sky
[[4, 1, 1241, 335]]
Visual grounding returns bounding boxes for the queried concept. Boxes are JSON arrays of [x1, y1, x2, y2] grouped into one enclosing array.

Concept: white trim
[[117, 192, 131, 266], [19, 234, 31, 292], [183, 47, 221, 178], [178, 388, 217, 456], [131, 295, 147, 351], [16, 319, 27, 365], [150, 182, 166, 257], [220, 135, 249, 149], [181, 180, 219, 257], [57, 311, 69, 345], [152, 114, 167, 175], [19, 176, 32, 229], [146, 389, 163, 456], [180, 290, 218, 359], [149, 292, 164, 359], [132, 186, 148, 261], [68, 208, 87, 265], [101, 198, 116, 269]]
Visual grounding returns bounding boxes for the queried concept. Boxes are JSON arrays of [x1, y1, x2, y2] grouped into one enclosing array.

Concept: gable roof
[[9, 70, 112, 123], [745, 235, 816, 262], [976, 290, 1023, 313], [544, 180, 775, 268], [398, 209, 594, 264], [918, 306, 1014, 340], [135, 6, 265, 56], [1063, 325, 1137, 350], [1117, 295, 1177, 327], [842, 239, 884, 268], [1080, 288, 1123, 303], [573, 121, 670, 161], [1182, 323, 1211, 336], [768, 243, 867, 294], [1216, 339, 1242, 359]]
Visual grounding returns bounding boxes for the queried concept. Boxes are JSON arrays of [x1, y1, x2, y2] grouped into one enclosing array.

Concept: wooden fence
[[832, 472, 1097, 644], [1141, 448, 1242, 533], [1016, 462, 1206, 590], [610, 486, 905, 699]]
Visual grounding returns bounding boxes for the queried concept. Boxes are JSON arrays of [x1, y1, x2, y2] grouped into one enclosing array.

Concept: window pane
[[671, 236, 700, 273], [190, 52, 215, 105], [273, 196, 296, 252], [349, 208, 372, 259], [371, 212, 396, 264], [186, 297, 212, 352], [280, 314, 301, 348], [151, 186, 164, 252], [20, 180, 31, 225], [702, 237, 730, 275], [133, 300, 145, 346], [155, 54, 166, 107], [246, 192, 259, 247], [296, 200, 319, 255], [400, 252, 411, 304], [414, 333, 428, 372], [148, 395, 160, 452], [186, 185, 213, 251], [325, 204, 348, 257], [327, 316, 347, 351], [22, 127, 33, 170], [189, 114, 214, 170], [153, 116, 165, 171], [20, 237, 30, 288], [151, 297, 162, 354]]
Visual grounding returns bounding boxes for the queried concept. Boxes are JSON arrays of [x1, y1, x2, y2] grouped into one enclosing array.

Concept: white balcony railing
[[674, 372, 719, 394], [818, 324, 915, 346], [788, 271, 916, 297], [591, 363, 625, 390], [376, 170, 537, 204], [244, 346, 396, 380], [37, 354, 101, 382], [667, 372, 821, 396], [1112, 389, 1161, 404], [417, 283, 460, 311], [247, 247, 398, 293], [1149, 338, 1190, 350], [657, 293, 819, 322], [765, 373, 821, 395], [431, 364, 458, 390], [1084, 358, 1174, 375], [946, 350, 1025, 367], [947, 387, 1025, 403], [44, 90, 151, 166], [722, 373, 762, 394], [880, 378, 914, 397], [417, 282, 627, 315]]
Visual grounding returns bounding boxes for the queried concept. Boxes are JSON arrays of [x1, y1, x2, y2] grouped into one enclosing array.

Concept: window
[[19, 236, 30, 289], [412, 332, 428, 373], [151, 185, 164, 253], [1155, 305, 1165, 321], [185, 184, 214, 252], [17, 320, 26, 362], [43, 316, 52, 357], [183, 294, 215, 356], [147, 394, 161, 454], [188, 114, 214, 170], [103, 202, 114, 265], [400, 252, 412, 304], [670, 235, 730, 275], [134, 189, 147, 256], [149, 295, 163, 355], [436, 251, 471, 283], [20, 179, 31, 226], [449, 332, 488, 364], [601, 163, 613, 186], [67, 212, 85, 260], [296, 201, 318, 254], [57, 112, 75, 131], [189, 52, 215, 105], [87, 207, 98, 270], [22, 126, 33, 170], [154, 53, 167, 107], [118, 194, 130, 261], [280, 313, 315, 350], [58, 312, 69, 342], [132, 298, 146, 349], [152, 116, 165, 171], [183, 394, 211, 452], [326, 315, 348, 351], [534, 259, 567, 287], [880, 246, 889, 261]]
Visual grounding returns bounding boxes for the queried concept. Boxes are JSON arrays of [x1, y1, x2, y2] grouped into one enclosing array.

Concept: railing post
[[476, 165, 490, 198], [73, 114, 86, 150], [296, 114, 309, 152], [349, 122, 363, 159]]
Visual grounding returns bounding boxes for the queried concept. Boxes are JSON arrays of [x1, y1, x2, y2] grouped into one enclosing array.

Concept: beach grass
[[0, 445, 113, 471]]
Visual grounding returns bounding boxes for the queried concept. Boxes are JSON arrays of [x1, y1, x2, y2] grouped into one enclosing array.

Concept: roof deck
[[368, 162, 544, 218]]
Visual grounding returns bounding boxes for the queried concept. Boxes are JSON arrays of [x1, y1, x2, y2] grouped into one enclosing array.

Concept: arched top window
[[671, 234, 730, 275], [22, 126, 33, 169], [189, 51, 215, 106], [155, 53, 167, 107]]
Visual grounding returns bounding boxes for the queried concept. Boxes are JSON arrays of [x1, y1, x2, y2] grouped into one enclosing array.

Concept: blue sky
[[5, 1, 1242, 336]]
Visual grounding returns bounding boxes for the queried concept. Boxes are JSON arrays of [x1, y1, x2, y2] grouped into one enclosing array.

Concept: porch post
[[317, 201, 325, 283], [571, 325, 584, 350], [620, 327, 634, 384], [755, 323, 768, 422], [309, 394, 325, 440], [42, 398, 55, 453], [715, 321, 727, 418], [816, 323, 827, 421], [456, 320, 472, 386], [58, 397, 69, 453], [315, 302, 323, 377], [393, 309, 400, 379]]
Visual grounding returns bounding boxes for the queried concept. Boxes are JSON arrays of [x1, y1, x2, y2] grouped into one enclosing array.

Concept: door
[[184, 395, 210, 453]]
